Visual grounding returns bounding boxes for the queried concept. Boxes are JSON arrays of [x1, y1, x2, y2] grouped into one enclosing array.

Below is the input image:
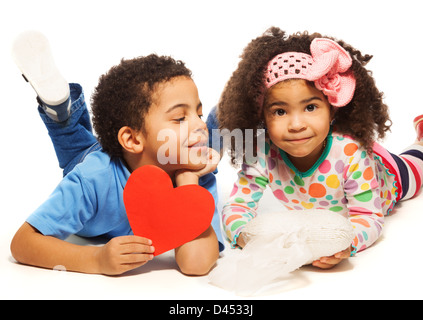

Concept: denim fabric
[[38, 83, 100, 177], [206, 105, 222, 152]]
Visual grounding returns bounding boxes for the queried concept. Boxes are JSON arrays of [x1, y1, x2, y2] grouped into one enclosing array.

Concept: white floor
[[2, 0, 423, 301], [1, 154, 423, 300]]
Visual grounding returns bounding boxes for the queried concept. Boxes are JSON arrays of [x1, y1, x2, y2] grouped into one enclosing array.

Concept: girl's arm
[[344, 154, 386, 254], [222, 163, 269, 248], [348, 208, 385, 254], [11, 222, 154, 275]]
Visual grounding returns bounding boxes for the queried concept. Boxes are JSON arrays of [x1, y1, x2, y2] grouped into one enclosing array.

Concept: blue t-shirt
[[27, 150, 224, 251]]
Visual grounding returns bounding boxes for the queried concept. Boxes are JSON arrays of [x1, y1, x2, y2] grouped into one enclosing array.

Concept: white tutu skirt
[[209, 209, 355, 296]]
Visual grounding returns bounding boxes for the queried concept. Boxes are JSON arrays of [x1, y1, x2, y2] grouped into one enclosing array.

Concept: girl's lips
[[286, 137, 312, 144]]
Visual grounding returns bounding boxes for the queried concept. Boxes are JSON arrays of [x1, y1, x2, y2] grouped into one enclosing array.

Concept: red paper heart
[[123, 165, 215, 256]]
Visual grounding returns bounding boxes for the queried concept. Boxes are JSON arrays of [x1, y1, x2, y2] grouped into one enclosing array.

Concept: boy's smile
[[263, 79, 334, 172]]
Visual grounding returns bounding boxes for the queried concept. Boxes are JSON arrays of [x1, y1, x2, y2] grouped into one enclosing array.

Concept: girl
[[217, 27, 423, 269]]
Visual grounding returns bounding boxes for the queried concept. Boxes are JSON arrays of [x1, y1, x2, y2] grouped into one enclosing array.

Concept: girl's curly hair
[[218, 27, 391, 164], [91, 54, 192, 158]]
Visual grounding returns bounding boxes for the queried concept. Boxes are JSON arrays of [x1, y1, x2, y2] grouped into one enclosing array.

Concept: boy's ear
[[118, 126, 144, 154]]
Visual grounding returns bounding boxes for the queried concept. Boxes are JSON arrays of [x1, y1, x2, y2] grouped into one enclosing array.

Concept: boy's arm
[[11, 222, 154, 275], [172, 148, 220, 275], [174, 225, 219, 276]]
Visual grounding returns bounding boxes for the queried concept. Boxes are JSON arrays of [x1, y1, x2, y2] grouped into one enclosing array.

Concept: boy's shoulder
[[75, 149, 112, 171], [27, 150, 131, 240], [71, 150, 130, 188]]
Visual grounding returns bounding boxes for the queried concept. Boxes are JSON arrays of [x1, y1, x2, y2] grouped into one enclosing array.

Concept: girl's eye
[[174, 117, 186, 122], [274, 109, 286, 116], [305, 104, 317, 112]]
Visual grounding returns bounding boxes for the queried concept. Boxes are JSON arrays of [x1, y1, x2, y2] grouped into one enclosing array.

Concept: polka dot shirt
[[222, 130, 397, 253]]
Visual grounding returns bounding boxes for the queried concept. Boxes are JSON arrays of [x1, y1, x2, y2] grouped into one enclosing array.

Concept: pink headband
[[264, 38, 356, 107]]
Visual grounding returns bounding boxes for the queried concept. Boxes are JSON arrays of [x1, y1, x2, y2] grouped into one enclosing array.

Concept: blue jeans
[[206, 106, 221, 152], [39, 83, 101, 176]]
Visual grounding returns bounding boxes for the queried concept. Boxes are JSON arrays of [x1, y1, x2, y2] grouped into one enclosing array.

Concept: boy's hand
[[175, 148, 220, 186], [312, 246, 352, 269], [191, 147, 220, 177], [95, 236, 155, 275]]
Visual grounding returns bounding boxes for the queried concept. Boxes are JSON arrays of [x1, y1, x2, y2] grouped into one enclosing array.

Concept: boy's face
[[139, 76, 209, 174]]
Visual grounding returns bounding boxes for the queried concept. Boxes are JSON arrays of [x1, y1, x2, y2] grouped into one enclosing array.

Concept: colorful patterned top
[[222, 129, 398, 254]]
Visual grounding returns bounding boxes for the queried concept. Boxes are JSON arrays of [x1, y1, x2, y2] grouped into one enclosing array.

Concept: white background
[[1, 0, 423, 300]]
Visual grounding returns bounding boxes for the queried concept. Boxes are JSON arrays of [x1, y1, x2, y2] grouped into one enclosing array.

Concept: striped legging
[[373, 144, 423, 202]]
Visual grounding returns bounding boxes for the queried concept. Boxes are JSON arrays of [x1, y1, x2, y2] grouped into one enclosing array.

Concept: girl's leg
[[394, 116, 423, 200], [414, 115, 423, 141], [373, 117, 423, 202], [398, 145, 423, 200]]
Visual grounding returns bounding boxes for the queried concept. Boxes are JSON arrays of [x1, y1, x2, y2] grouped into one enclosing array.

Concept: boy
[[10, 31, 223, 276]]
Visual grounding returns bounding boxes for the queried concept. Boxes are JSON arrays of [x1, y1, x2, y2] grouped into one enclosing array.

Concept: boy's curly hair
[[218, 27, 391, 164], [91, 54, 192, 158]]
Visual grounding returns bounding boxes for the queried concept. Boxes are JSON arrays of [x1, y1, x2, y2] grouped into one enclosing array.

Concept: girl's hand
[[94, 236, 155, 275], [312, 246, 352, 269]]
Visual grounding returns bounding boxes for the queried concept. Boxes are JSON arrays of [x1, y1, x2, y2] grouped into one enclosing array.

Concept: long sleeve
[[343, 150, 388, 253], [221, 132, 392, 254], [222, 162, 269, 248]]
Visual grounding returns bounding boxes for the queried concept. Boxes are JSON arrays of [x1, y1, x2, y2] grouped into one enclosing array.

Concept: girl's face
[[138, 76, 209, 174], [263, 79, 334, 171]]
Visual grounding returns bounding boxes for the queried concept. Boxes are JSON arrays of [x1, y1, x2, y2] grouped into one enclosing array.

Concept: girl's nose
[[288, 114, 306, 132]]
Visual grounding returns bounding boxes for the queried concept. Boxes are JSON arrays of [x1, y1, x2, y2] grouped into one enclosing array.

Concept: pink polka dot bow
[[264, 38, 356, 107]]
